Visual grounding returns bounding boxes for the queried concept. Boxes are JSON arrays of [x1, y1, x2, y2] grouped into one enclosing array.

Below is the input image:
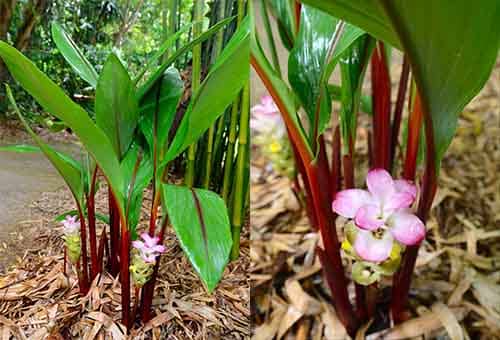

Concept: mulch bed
[[250, 65, 500, 339], [0, 185, 250, 339]]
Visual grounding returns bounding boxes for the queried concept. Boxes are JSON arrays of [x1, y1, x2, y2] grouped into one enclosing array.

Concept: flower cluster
[[251, 95, 293, 177], [130, 233, 166, 286], [332, 169, 425, 284], [61, 215, 81, 264]]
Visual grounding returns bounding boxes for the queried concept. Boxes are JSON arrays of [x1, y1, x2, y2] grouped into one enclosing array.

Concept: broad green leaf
[[96, 54, 139, 159], [304, 0, 500, 169], [0, 42, 125, 212], [138, 67, 184, 158], [300, 0, 400, 48], [162, 185, 232, 292], [338, 35, 374, 154], [288, 5, 364, 141], [163, 16, 250, 164], [5, 85, 84, 204], [51, 22, 99, 88], [137, 16, 235, 100]]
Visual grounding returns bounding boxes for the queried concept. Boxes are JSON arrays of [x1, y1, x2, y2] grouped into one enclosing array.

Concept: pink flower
[[62, 215, 79, 235], [250, 95, 285, 136], [132, 233, 166, 263], [332, 169, 425, 263]]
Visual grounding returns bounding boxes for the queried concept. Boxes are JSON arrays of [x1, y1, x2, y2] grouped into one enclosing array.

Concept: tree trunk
[[14, 0, 49, 51], [0, 0, 17, 83]]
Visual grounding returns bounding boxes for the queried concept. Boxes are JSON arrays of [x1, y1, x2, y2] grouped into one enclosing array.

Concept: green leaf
[[0, 42, 125, 212], [327, 84, 372, 115], [121, 144, 153, 237], [138, 67, 184, 157], [163, 16, 250, 164], [300, 0, 400, 48], [51, 22, 99, 88], [267, 0, 296, 50], [5, 85, 84, 204], [96, 54, 140, 159], [134, 22, 194, 84], [288, 5, 364, 141], [304, 0, 500, 169], [162, 185, 232, 292], [0, 144, 41, 153], [250, 10, 312, 158], [338, 35, 374, 153], [137, 16, 235, 100]]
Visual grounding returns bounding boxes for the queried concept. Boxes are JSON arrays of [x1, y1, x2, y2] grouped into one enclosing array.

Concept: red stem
[[140, 216, 169, 322], [87, 167, 98, 280], [402, 89, 423, 180], [120, 218, 131, 329], [331, 126, 341, 199], [108, 188, 120, 276], [371, 41, 392, 170], [97, 230, 108, 274], [391, 89, 437, 323], [77, 205, 90, 293], [294, 1, 301, 34], [390, 56, 410, 169]]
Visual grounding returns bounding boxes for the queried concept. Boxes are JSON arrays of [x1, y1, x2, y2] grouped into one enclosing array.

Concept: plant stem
[[185, 0, 204, 187], [87, 166, 98, 280], [252, 53, 357, 333], [108, 187, 120, 276], [77, 204, 90, 293], [402, 82, 422, 180], [389, 55, 410, 169], [230, 82, 249, 260], [120, 214, 131, 329], [140, 214, 170, 322], [259, 0, 281, 76], [391, 89, 437, 323], [371, 41, 391, 170], [331, 126, 341, 199]]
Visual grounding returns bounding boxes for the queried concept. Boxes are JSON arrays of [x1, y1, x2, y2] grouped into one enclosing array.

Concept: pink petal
[[366, 168, 395, 203], [152, 245, 166, 253], [394, 180, 417, 199], [355, 204, 384, 230], [132, 240, 145, 251], [141, 233, 158, 248], [261, 95, 273, 106], [332, 189, 371, 218], [387, 211, 426, 245], [250, 104, 267, 114], [354, 229, 393, 263], [384, 192, 415, 211]]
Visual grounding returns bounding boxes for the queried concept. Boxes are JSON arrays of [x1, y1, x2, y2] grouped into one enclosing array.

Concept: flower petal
[[366, 168, 395, 203], [387, 211, 426, 245], [332, 189, 371, 218], [132, 240, 145, 251], [141, 233, 158, 248], [354, 229, 393, 263], [151, 245, 166, 253], [355, 204, 384, 230], [394, 179, 417, 199], [384, 192, 415, 211]]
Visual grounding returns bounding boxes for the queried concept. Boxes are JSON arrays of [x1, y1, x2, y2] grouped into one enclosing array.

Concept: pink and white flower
[[250, 95, 285, 137], [62, 215, 80, 235], [132, 233, 166, 263], [332, 169, 425, 263]]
